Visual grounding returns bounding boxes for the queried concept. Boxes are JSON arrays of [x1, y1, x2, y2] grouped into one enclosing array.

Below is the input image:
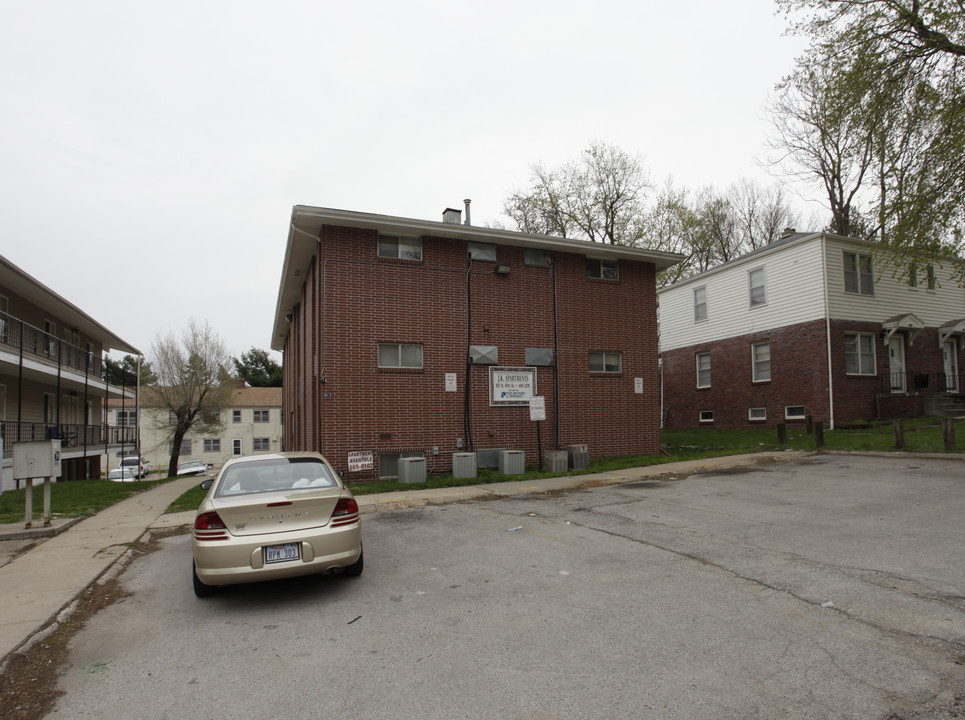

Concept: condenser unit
[[566, 444, 589, 470], [452, 452, 477, 479], [544, 450, 568, 473], [498, 450, 525, 475], [398, 457, 427, 484]]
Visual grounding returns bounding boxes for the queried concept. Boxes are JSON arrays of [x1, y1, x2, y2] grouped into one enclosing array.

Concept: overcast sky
[[0, 0, 811, 362]]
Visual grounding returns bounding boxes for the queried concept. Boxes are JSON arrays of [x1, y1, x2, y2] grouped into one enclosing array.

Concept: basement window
[[785, 405, 806, 420], [699, 410, 714, 423], [748, 407, 766, 422]]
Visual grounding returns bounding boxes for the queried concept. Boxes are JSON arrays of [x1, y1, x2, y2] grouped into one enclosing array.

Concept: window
[[699, 410, 714, 423], [468, 242, 497, 261], [379, 342, 423, 368], [843, 252, 874, 295], [589, 351, 622, 373], [378, 235, 422, 261], [204, 438, 221, 453], [845, 332, 876, 375], [927, 264, 936, 290], [170, 439, 192, 455], [253, 437, 270, 451], [696, 352, 711, 388], [117, 410, 136, 427], [586, 258, 619, 280], [232, 410, 242, 423], [694, 286, 708, 322], [785, 405, 806, 420], [748, 268, 766, 307], [524, 248, 550, 268], [909, 264, 918, 288], [0, 294, 8, 343], [253, 409, 270, 423], [752, 342, 771, 382], [748, 407, 767, 421]]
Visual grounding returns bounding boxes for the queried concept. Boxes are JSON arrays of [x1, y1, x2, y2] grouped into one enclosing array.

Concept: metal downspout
[[822, 235, 836, 429]]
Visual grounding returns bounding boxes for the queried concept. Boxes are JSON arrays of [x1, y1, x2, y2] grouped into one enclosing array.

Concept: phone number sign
[[489, 366, 537, 406]]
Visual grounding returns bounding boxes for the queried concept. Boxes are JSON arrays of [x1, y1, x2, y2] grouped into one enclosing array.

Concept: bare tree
[[149, 319, 234, 478], [503, 142, 652, 246]]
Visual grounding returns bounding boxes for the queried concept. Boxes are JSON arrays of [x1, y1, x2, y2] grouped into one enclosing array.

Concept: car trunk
[[212, 487, 342, 537]]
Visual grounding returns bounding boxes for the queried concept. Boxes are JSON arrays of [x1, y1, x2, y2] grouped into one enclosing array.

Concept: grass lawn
[[2, 418, 960, 524]]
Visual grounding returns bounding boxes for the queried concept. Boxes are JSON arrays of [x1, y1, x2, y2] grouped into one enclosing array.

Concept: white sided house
[[658, 231, 965, 429]]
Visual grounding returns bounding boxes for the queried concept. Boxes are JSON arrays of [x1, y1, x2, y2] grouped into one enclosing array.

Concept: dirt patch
[[0, 526, 188, 720]]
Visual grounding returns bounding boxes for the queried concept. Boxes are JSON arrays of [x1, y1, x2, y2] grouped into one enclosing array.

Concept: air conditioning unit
[[398, 457, 427, 484], [498, 450, 525, 475], [452, 452, 477, 479], [544, 450, 568, 473], [566, 444, 588, 470]]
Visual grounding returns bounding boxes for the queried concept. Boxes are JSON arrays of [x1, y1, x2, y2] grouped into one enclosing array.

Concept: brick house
[[271, 204, 682, 479], [658, 231, 965, 429]]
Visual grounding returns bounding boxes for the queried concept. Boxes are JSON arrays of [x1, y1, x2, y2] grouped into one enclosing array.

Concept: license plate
[[265, 543, 300, 564]]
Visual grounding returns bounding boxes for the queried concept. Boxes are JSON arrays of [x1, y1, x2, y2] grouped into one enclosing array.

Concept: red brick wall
[[662, 318, 962, 429], [282, 225, 662, 478]]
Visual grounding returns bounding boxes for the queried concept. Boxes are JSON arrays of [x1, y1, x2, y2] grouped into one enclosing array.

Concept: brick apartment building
[[658, 231, 965, 429], [271, 204, 682, 480]]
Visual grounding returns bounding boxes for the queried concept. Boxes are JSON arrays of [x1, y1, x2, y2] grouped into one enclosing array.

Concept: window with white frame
[[696, 352, 711, 388], [117, 409, 137, 427], [468, 242, 497, 261], [843, 251, 874, 295], [699, 410, 714, 423], [170, 439, 192, 455], [379, 342, 423, 368], [589, 351, 622, 373], [927, 264, 936, 290], [748, 407, 767, 421], [253, 409, 270, 423], [204, 438, 220, 453], [378, 235, 422, 261], [908, 264, 918, 287], [748, 268, 766, 307], [785, 405, 806, 420], [694, 286, 708, 322], [253, 437, 270, 451], [232, 410, 242, 423], [586, 258, 619, 280], [752, 341, 771, 382], [845, 332, 876, 375]]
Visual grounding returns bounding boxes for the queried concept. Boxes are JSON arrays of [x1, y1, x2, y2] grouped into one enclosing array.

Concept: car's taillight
[[194, 511, 229, 540], [330, 497, 360, 527]]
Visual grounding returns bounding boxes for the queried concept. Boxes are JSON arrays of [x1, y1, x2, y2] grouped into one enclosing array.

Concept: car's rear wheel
[[193, 559, 218, 597], [342, 547, 364, 577]]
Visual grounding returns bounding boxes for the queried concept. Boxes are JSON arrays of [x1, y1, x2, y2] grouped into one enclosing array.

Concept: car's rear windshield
[[215, 458, 338, 498], [120, 458, 139, 466]]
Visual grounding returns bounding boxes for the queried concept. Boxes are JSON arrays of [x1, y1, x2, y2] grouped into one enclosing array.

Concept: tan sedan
[[191, 452, 362, 597]]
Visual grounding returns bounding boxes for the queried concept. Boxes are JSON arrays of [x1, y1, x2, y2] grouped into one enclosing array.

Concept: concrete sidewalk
[[0, 451, 802, 666]]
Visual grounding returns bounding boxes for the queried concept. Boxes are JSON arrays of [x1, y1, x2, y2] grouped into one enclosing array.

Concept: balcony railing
[[0, 310, 105, 379], [883, 372, 964, 394], [0, 421, 137, 458]]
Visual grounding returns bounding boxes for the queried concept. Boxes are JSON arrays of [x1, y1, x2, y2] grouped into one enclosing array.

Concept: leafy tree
[[103, 354, 157, 387], [772, 0, 965, 275], [234, 347, 283, 387], [149, 319, 233, 477]]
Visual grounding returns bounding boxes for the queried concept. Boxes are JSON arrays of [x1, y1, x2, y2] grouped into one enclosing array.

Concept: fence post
[[777, 423, 787, 444], [814, 421, 824, 447], [894, 419, 904, 450], [943, 418, 956, 451]]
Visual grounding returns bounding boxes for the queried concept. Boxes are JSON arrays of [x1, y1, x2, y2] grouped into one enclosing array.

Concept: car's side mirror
[[200, 479, 213, 491]]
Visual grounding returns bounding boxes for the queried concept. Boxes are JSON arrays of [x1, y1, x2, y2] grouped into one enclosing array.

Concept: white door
[[232, 438, 243, 457], [889, 336, 906, 392], [943, 340, 959, 392]]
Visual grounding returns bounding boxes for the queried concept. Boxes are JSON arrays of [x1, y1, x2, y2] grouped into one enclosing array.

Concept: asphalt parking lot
[[49, 453, 965, 719]]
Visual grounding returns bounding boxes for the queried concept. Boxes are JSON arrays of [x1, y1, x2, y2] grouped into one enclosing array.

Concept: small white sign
[[347, 451, 374, 472], [635, 377, 644, 394], [445, 373, 458, 392], [529, 396, 546, 422]]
